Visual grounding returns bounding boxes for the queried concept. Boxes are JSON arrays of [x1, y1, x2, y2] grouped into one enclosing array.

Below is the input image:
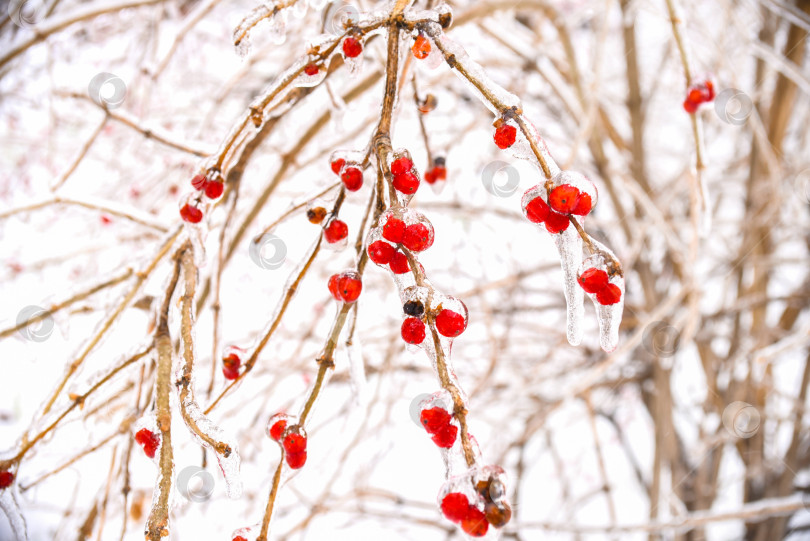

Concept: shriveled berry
[[283, 432, 307, 455], [286, 451, 307, 469], [268, 419, 287, 441], [368, 240, 395, 265], [412, 34, 431, 59], [596, 283, 622, 305], [390, 156, 413, 176], [135, 428, 160, 458], [307, 206, 327, 224], [461, 507, 489, 537], [578, 268, 609, 294], [430, 423, 458, 448], [435, 309, 466, 338], [191, 174, 207, 190], [493, 124, 517, 149], [304, 63, 319, 76], [342, 37, 363, 58], [401, 317, 426, 344], [324, 219, 348, 244], [420, 407, 451, 433], [402, 223, 433, 252], [392, 172, 420, 195], [524, 195, 550, 223], [389, 251, 409, 274], [341, 166, 364, 191], [330, 158, 345, 175], [179, 204, 203, 224], [544, 211, 570, 234], [403, 300, 424, 317], [548, 184, 581, 214], [485, 502, 512, 527], [0, 471, 14, 489], [440, 492, 469, 523], [382, 217, 406, 243]]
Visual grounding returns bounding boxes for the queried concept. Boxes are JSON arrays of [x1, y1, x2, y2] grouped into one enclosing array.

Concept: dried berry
[[307, 206, 327, 224], [403, 300, 424, 317]]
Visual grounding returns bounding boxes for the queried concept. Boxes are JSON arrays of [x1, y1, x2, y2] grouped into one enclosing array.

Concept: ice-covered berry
[[524, 195, 550, 224], [342, 37, 363, 58], [548, 184, 581, 214], [191, 174, 207, 190], [390, 156, 413, 176], [412, 34, 431, 59], [402, 223, 434, 252], [0, 471, 14, 489], [543, 210, 570, 234], [341, 166, 364, 191], [389, 251, 410, 274], [420, 406, 451, 433], [392, 171, 420, 195], [204, 180, 224, 199], [307, 206, 327, 224], [368, 240, 395, 265], [382, 217, 406, 243], [401, 317, 426, 344], [485, 502, 512, 528], [403, 300, 424, 317], [435, 309, 466, 338], [493, 124, 517, 149], [328, 271, 362, 303], [304, 63, 319, 76], [222, 347, 242, 381], [179, 204, 203, 224], [135, 428, 160, 458], [578, 268, 609, 294], [286, 451, 307, 469], [268, 419, 287, 442], [324, 219, 348, 244], [461, 507, 489, 537], [330, 158, 345, 175], [440, 492, 469, 523], [283, 431, 307, 455], [596, 283, 622, 305], [431, 423, 458, 448]]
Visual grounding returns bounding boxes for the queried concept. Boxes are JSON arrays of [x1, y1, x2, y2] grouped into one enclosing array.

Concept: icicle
[[345, 340, 368, 406], [579, 243, 625, 353], [553, 226, 585, 346]]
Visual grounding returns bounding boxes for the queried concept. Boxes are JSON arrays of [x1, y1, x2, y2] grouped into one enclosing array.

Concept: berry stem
[[412, 76, 434, 166], [255, 456, 285, 541]]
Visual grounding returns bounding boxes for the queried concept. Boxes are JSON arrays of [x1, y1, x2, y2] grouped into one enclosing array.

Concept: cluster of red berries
[[179, 173, 224, 224], [493, 121, 517, 149], [440, 477, 512, 537], [327, 271, 363, 303], [222, 346, 244, 381], [521, 172, 597, 234], [0, 470, 14, 489], [420, 405, 458, 448], [401, 300, 467, 345], [578, 267, 622, 305], [367, 212, 434, 275], [423, 157, 447, 185], [390, 154, 420, 195], [412, 33, 431, 59], [268, 414, 307, 469], [342, 36, 363, 58], [330, 158, 364, 192], [135, 428, 160, 458], [683, 80, 715, 114]]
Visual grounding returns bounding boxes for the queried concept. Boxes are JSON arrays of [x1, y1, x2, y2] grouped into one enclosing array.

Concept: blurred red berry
[[393, 171, 420, 195], [180, 204, 203, 224], [204, 180, 224, 199], [135, 428, 160, 458], [304, 63, 319, 76], [461, 507, 489, 537], [286, 451, 307, 469], [0, 471, 14, 489], [390, 156, 413, 176], [191, 174, 207, 190], [343, 37, 363, 58], [330, 158, 345, 175]]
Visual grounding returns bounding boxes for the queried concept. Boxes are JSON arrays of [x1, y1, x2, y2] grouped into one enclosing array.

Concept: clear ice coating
[[0, 487, 28, 541], [232, 3, 289, 57], [436, 464, 511, 540], [554, 225, 585, 346], [579, 242, 625, 353], [345, 340, 368, 405]]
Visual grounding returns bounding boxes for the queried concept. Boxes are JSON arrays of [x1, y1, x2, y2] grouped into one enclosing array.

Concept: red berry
[[424, 165, 446, 184], [191, 174, 207, 190], [341, 166, 364, 191], [420, 407, 451, 433], [327, 274, 341, 299], [337, 274, 362, 303], [524, 195, 550, 223], [285, 451, 307, 469], [389, 251, 410, 274], [704, 80, 715, 101], [179, 204, 203, 224], [204, 180, 224, 199], [440, 492, 470, 523], [544, 211, 570, 233], [324, 219, 348, 243], [135, 428, 160, 458], [283, 432, 306, 455], [435, 309, 466, 338], [548, 184, 581, 214], [304, 63, 319, 76], [401, 317, 426, 344], [233, 537, 248, 541], [402, 223, 433, 252], [461, 506, 489, 537], [412, 34, 431, 59], [269, 419, 287, 441], [571, 191, 593, 216], [222, 351, 241, 381], [390, 156, 413, 176], [493, 124, 517, 149], [330, 158, 345, 175], [688, 88, 704, 103], [392, 172, 420, 195], [596, 283, 622, 305], [343, 37, 363, 58], [683, 97, 699, 114], [0, 471, 14, 489], [431, 423, 458, 448], [367, 240, 395, 265], [100, 214, 112, 225], [382, 217, 406, 243], [578, 268, 609, 294]]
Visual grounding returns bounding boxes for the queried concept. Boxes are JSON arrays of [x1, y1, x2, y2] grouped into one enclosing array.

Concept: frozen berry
[[285, 451, 307, 469], [328, 272, 362, 303], [390, 156, 413, 176], [440, 492, 470, 523], [403, 300, 424, 317], [435, 309, 466, 338], [191, 174, 207, 190], [268, 419, 287, 441], [578, 268, 609, 294], [341, 166, 364, 191], [412, 34, 431, 59], [330, 158, 345, 175], [548, 184, 581, 214], [135, 428, 160, 458], [222, 349, 242, 381], [401, 317, 426, 344], [424, 164, 447, 184], [307, 206, 327, 224], [324, 219, 348, 244], [493, 124, 517, 149], [327, 274, 341, 299], [571, 192, 593, 216], [430, 423, 458, 448], [420, 407, 451, 433], [368, 240, 395, 265], [179, 204, 203, 224], [596, 283, 622, 305], [204, 180, 224, 199], [544, 211, 570, 234], [342, 37, 363, 58], [461, 506, 489, 537], [392, 172, 420, 195], [418, 94, 437, 114], [524, 195, 550, 223], [0, 471, 14, 489], [233, 537, 248, 541], [402, 223, 433, 252], [389, 251, 409, 274], [485, 502, 512, 527], [382, 217, 406, 243], [283, 432, 307, 455], [304, 63, 319, 76]]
